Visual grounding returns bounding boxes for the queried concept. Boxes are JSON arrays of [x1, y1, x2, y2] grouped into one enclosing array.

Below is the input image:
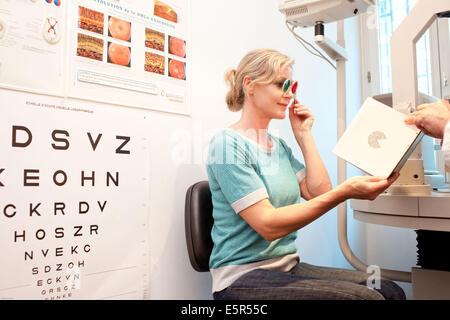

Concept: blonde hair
[[224, 49, 294, 111]]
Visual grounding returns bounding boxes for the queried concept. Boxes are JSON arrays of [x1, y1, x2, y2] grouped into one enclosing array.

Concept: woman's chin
[[274, 111, 287, 119]]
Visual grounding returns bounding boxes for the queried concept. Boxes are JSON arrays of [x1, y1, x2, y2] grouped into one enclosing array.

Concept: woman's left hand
[[289, 99, 314, 135]]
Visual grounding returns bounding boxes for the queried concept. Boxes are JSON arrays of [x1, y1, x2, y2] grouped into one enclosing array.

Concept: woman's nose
[[283, 90, 293, 98]]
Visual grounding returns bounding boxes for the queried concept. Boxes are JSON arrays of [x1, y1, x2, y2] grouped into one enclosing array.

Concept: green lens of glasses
[[282, 79, 291, 92]]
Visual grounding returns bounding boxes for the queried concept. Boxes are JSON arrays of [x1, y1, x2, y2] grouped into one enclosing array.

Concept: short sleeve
[[278, 138, 306, 184], [443, 121, 450, 170], [207, 132, 269, 214]]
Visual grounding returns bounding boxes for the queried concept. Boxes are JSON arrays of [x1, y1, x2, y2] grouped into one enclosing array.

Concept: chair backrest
[[184, 181, 214, 272]]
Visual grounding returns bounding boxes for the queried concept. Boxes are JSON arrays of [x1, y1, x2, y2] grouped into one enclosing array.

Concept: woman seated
[[206, 48, 405, 300]]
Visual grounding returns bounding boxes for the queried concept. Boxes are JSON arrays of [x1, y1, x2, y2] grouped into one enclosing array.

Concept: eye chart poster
[[0, 88, 151, 300], [0, 0, 190, 114]]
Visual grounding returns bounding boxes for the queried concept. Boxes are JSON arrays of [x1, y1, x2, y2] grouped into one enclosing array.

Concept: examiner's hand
[[404, 99, 450, 139], [339, 172, 400, 201], [289, 99, 314, 135]]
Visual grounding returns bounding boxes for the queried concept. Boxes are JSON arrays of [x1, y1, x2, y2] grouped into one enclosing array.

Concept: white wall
[[147, 0, 414, 299]]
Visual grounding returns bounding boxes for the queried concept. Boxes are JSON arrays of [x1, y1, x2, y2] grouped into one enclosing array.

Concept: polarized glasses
[[282, 79, 298, 94]]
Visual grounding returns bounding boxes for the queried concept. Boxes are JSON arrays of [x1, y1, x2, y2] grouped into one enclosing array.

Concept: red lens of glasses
[[291, 81, 298, 94]]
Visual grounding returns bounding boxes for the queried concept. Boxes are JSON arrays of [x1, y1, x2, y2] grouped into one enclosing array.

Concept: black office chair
[[184, 181, 214, 272]]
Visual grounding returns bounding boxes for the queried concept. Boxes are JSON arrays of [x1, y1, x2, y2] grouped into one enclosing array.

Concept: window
[[360, 1, 449, 179], [377, 0, 432, 95]]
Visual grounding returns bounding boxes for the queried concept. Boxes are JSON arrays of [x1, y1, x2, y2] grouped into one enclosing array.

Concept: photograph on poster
[[77, 33, 104, 62], [108, 16, 131, 42], [168, 35, 186, 58], [153, 0, 178, 23], [107, 42, 131, 67], [145, 52, 165, 75], [78, 6, 104, 35], [67, 0, 190, 113], [168, 58, 185, 80], [145, 28, 165, 52]]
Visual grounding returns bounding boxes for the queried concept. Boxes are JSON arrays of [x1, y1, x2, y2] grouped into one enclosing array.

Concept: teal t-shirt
[[206, 129, 306, 269]]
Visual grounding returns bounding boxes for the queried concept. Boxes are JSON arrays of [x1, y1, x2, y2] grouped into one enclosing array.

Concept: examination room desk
[[351, 192, 450, 231], [351, 192, 450, 299]]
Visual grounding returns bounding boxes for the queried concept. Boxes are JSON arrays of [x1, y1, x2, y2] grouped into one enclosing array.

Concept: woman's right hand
[[339, 173, 400, 201]]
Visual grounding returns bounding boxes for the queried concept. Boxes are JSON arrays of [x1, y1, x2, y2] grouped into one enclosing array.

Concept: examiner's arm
[[404, 99, 450, 168], [443, 121, 450, 169], [239, 174, 398, 242]]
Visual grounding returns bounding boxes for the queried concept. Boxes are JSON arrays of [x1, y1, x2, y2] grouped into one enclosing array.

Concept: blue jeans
[[213, 262, 406, 300]]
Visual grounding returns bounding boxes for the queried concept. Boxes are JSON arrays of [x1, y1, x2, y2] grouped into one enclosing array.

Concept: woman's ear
[[243, 76, 254, 96]]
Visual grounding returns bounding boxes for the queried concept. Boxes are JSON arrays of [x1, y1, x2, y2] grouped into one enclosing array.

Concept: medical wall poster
[[0, 0, 66, 95], [0, 0, 190, 115], [67, 0, 190, 114], [0, 88, 151, 300]]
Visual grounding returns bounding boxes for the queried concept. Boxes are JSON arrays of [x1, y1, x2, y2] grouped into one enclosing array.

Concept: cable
[[285, 20, 336, 70], [287, 24, 324, 58], [287, 20, 336, 69]]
